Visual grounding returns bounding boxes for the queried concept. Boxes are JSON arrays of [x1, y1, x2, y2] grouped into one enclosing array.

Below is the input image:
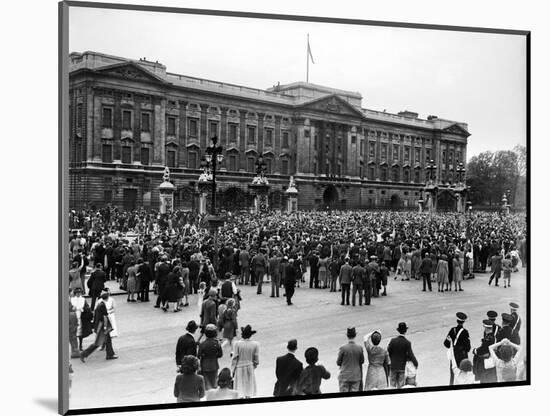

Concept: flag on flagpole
[[307, 36, 315, 64]]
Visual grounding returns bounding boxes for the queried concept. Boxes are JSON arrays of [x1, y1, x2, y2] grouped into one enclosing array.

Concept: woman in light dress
[[363, 330, 390, 391], [231, 325, 259, 398], [318, 256, 330, 289], [453, 253, 464, 292]]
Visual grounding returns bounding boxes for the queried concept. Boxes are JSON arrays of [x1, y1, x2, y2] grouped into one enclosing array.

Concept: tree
[[466, 148, 521, 207], [513, 144, 526, 177]]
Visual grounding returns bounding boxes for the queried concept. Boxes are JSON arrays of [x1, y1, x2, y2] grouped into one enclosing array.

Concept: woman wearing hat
[[436, 254, 449, 292], [198, 324, 223, 390], [231, 325, 259, 398], [205, 368, 239, 401], [173, 355, 206, 403]]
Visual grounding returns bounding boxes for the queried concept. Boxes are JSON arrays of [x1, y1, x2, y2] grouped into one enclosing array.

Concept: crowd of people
[[68, 206, 527, 401]]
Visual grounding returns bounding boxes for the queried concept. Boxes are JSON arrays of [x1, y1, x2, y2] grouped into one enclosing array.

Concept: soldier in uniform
[[472, 319, 497, 383], [509, 302, 521, 345], [443, 312, 471, 385], [496, 313, 514, 343], [487, 310, 501, 341]]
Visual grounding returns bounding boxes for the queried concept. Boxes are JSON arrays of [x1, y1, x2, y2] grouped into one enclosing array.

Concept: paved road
[[70, 268, 527, 410]]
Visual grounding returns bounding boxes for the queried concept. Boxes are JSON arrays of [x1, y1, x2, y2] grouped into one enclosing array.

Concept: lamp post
[[205, 136, 224, 215], [424, 159, 438, 212]]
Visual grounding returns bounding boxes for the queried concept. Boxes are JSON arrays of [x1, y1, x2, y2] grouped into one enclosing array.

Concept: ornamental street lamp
[[456, 161, 466, 184], [205, 136, 224, 215], [426, 159, 437, 183]]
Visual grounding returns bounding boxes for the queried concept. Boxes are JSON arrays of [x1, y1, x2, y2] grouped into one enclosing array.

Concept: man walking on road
[[420, 252, 433, 292], [336, 327, 364, 392], [387, 322, 418, 389], [339, 258, 352, 306]]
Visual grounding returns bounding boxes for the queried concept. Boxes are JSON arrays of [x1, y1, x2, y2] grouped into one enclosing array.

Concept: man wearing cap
[[472, 319, 498, 383], [387, 322, 418, 389], [487, 310, 501, 341], [273, 339, 303, 396], [336, 327, 364, 392], [443, 312, 471, 385], [175, 320, 199, 366], [339, 258, 353, 306], [509, 302, 521, 345]]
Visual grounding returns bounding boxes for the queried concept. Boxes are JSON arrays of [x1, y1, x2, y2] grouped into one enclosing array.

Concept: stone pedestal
[[285, 176, 298, 213], [199, 193, 207, 215], [159, 167, 175, 214]]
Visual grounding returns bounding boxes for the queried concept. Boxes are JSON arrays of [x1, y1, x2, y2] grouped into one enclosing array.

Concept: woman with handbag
[[231, 325, 259, 398]]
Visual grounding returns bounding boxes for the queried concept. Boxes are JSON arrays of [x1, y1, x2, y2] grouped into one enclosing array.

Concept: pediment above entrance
[[298, 94, 365, 119], [95, 62, 168, 85]]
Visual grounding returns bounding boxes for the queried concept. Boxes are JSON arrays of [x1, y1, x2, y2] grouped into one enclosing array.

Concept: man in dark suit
[[87, 263, 106, 311], [509, 302, 521, 345], [308, 251, 320, 289], [80, 289, 118, 362], [274, 339, 303, 396], [200, 289, 219, 341], [339, 258, 353, 305], [282, 257, 297, 305], [488, 252, 503, 286], [252, 250, 268, 294], [387, 322, 418, 389], [154, 256, 171, 309], [137, 258, 152, 302], [175, 320, 199, 366], [420, 252, 433, 292], [351, 261, 365, 306], [366, 256, 379, 302], [443, 312, 471, 385], [336, 327, 364, 392], [239, 247, 250, 285]]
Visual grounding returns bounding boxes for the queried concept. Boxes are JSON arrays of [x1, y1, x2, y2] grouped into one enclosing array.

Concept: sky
[[68, 6, 527, 160]]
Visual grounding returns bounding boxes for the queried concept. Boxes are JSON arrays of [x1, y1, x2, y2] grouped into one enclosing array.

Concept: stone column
[[178, 101, 188, 167], [113, 91, 122, 162], [200, 103, 209, 150], [153, 96, 166, 165], [239, 110, 247, 171], [257, 112, 265, 155], [132, 99, 142, 163], [274, 115, 282, 173], [220, 107, 228, 146], [92, 92, 102, 161]]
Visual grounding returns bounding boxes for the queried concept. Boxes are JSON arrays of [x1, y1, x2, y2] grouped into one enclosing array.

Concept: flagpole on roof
[[306, 33, 309, 83]]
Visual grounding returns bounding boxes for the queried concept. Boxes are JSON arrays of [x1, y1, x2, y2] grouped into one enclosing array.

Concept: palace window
[[121, 146, 132, 164], [314, 135, 318, 150], [304, 129, 310, 138], [229, 124, 238, 143], [414, 169, 420, 183], [360, 140, 364, 156], [188, 151, 198, 169], [381, 144, 387, 160], [122, 110, 132, 130], [229, 154, 237, 171], [403, 168, 410, 183], [351, 135, 356, 144], [209, 121, 218, 139], [380, 166, 388, 181], [393, 144, 399, 161], [265, 128, 273, 146], [404, 146, 410, 162], [369, 166, 376, 180], [282, 131, 289, 148], [102, 107, 113, 128], [265, 158, 272, 174], [188, 119, 198, 137], [167, 117, 176, 135], [247, 157, 255, 173], [426, 148, 431, 161], [141, 112, 151, 132], [166, 150, 176, 168], [392, 166, 400, 182], [247, 126, 256, 144], [140, 147, 149, 165], [415, 148, 420, 163], [369, 142, 375, 158], [102, 144, 113, 163], [282, 159, 289, 175]]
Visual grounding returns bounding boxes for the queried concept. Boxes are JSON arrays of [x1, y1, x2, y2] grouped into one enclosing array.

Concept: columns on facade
[[274, 115, 282, 173], [257, 112, 265, 155], [132, 98, 142, 163], [220, 107, 228, 147], [153, 96, 166, 165], [92, 92, 103, 161], [199, 103, 209, 151], [238, 110, 247, 171], [178, 100, 188, 167]]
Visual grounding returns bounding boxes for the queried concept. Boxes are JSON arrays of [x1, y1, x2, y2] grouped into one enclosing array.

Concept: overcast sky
[[69, 6, 526, 160]]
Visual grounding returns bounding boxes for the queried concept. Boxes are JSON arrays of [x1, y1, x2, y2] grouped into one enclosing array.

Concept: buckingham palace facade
[[68, 51, 470, 211]]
